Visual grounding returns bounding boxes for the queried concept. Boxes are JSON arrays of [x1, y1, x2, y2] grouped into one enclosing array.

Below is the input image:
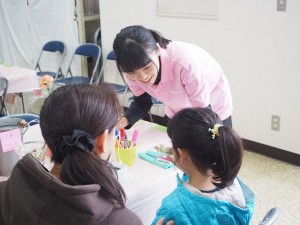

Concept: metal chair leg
[[148, 111, 154, 123], [16, 93, 26, 113], [20, 94, 25, 113]]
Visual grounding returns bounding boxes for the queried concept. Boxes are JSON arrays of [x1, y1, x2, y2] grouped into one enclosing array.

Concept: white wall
[[0, 0, 79, 73], [99, 0, 300, 155]]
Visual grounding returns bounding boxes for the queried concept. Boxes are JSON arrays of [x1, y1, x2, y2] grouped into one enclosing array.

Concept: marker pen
[[119, 128, 126, 148], [129, 130, 139, 148]]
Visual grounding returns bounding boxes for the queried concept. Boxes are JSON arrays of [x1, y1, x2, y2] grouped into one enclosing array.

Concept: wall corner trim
[[242, 139, 300, 166]]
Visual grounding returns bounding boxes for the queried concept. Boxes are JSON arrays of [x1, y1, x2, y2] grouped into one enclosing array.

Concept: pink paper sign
[[0, 128, 22, 153]]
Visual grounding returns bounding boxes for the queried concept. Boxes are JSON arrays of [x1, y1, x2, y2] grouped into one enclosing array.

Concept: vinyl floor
[[239, 151, 300, 224]]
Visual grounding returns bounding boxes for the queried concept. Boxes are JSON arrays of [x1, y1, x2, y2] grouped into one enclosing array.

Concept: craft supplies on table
[[115, 143, 137, 166], [138, 150, 174, 169]]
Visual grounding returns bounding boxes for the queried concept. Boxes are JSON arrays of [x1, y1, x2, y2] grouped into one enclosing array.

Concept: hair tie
[[55, 130, 95, 157], [208, 124, 223, 139]]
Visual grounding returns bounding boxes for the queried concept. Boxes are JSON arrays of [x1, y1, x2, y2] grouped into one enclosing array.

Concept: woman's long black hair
[[40, 83, 126, 206], [113, 25, 171, 74]]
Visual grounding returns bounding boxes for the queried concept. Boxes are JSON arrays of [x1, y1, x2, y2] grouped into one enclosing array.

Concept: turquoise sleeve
[[151, 206, 177, 225]]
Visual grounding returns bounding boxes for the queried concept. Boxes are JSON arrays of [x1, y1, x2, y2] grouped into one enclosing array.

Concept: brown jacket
[[0, 154, 142, 225]]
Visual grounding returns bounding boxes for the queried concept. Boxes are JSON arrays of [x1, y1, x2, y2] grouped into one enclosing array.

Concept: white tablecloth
[[115, 120, 179, 225], [1, 120, 179, 225], [0, 64, 38, 94]]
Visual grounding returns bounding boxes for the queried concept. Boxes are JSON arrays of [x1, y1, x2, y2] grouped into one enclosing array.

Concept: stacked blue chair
[[35, 41, 66, 80], [0, 77, 8, 116], [96, 50, 129, 104], [128, 96, 164, 123], [54, 43, 101, 85]]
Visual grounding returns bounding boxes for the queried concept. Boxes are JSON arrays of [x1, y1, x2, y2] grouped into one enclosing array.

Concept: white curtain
[[0, 0, 80, 74]]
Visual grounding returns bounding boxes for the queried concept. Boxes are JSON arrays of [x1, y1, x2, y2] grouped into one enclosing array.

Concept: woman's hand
[[117, 116, 129, 129], [156, 217, 174, 225]]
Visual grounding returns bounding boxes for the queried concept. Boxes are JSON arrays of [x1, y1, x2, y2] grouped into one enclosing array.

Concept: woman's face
[[123, 50, 160, 86]]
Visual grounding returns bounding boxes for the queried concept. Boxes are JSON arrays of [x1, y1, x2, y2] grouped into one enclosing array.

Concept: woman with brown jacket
[[0, 84, 143, 225]]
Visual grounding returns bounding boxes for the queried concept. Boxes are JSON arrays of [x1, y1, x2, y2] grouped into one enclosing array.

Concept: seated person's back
[[0, 84, 143, 225], [151, 107, 255, 225]]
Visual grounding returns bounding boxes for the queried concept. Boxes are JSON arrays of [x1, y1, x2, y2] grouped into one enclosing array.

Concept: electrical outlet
[[271, 115, 280, 131], [277, 0, 286, 11]]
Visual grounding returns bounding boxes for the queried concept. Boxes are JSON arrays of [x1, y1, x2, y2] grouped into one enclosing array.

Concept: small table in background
[[0, 64, 39, 112]]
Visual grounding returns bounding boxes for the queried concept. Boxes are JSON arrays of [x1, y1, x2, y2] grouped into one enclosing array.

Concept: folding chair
[[94, 27, 101, 47], [128, 96, 164, 123], [0, 113, 40, 144], [259, 207, 280, 225], [0, 77, 8, 116], [35, 41, 66, 80], [0, 113, 42, 171], [93, 27, 102, 77], [96, 50, 129, 105], [0, 113, 40, 126], [54, 43, 101, 85]]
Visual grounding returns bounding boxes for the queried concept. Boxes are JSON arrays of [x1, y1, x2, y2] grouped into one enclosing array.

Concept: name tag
[[0, 128, 22, 153]]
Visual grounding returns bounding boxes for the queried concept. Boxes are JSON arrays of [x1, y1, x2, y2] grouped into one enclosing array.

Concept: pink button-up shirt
[[125, 41, 233, 120]]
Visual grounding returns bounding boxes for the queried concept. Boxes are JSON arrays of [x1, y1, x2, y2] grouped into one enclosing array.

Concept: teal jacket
[[151, 175, 255, 225]]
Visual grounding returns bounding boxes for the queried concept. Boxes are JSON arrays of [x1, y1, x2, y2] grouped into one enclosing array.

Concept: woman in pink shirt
[[113, 25, 233, 128]]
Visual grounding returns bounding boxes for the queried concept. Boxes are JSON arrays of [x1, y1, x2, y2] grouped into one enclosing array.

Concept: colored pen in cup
[[115, 129, 119, 140], [119, 128, 126, 148], [129, 130, 139, 148], [115, 138, 121, 148]]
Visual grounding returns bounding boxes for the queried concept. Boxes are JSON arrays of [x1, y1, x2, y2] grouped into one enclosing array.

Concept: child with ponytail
[[152, 107, 255, 225]]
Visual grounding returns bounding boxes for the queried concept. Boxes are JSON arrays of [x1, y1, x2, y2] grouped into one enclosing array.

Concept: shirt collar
[[157, 48, 174, 84], [154, 57, 161, 85]]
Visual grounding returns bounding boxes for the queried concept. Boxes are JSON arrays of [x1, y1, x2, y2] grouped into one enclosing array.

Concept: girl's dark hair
[[113, 25, 171, 74], [40, 83, 126, 206], [167, 108, 244, 189]]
